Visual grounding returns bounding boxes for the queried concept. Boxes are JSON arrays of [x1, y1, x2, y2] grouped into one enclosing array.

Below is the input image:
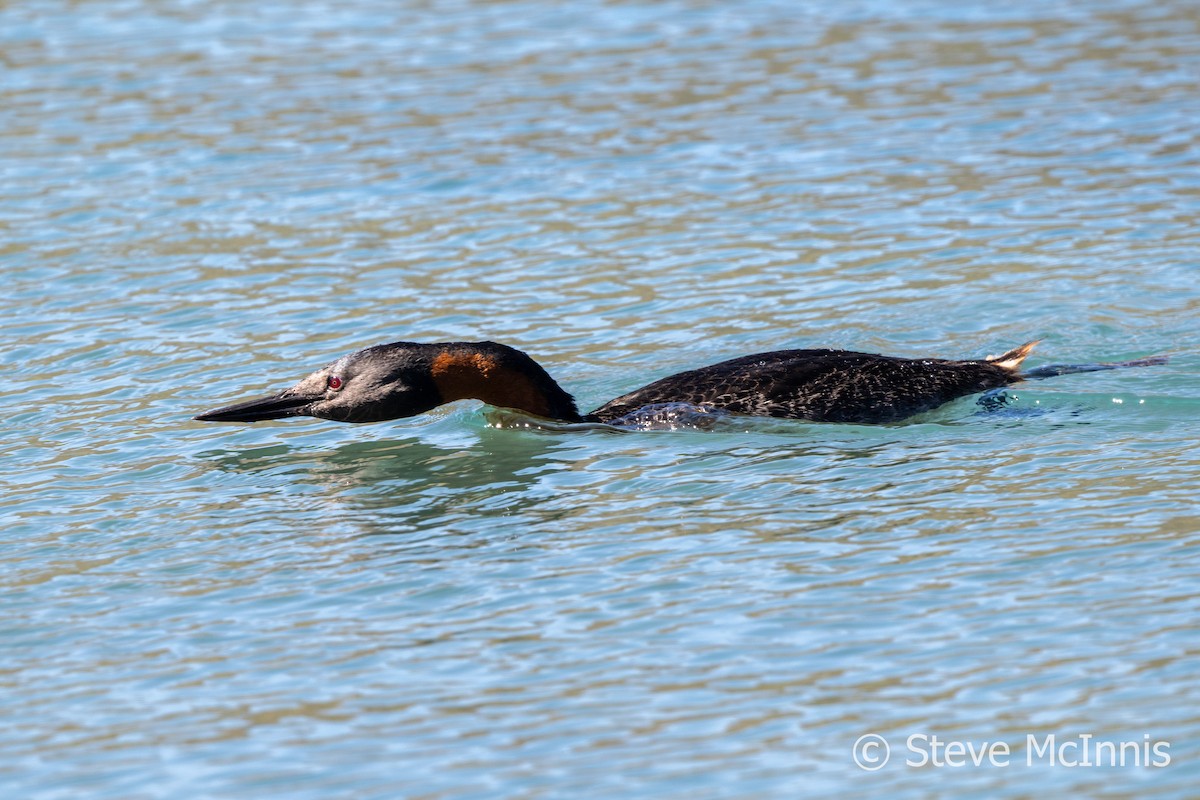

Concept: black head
[[194, 342, 442, 424], [194, 340, 581, 424]]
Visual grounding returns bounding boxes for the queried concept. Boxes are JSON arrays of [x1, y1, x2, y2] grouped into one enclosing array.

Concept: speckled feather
[[585, 348, 1024, 424]]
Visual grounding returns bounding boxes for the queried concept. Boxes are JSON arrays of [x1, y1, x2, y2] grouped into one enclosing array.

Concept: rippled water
[[3, 0, 1198, 797]]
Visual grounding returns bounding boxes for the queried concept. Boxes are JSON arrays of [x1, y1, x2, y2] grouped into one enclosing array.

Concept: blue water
[[2, 1, 1198, 797]]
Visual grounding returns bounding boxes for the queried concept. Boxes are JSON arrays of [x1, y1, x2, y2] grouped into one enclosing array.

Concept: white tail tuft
[[986, 340, 1040, 371]]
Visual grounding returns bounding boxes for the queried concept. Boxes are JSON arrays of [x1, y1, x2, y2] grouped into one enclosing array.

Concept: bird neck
[[427, 343, 583, 422]]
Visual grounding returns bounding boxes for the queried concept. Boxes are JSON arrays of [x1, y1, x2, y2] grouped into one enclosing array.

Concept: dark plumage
[[586, 348, 1029, 424], [194, 339, 1044, 427]]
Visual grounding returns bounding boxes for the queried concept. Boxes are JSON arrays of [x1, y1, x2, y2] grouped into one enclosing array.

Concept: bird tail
[[985, 340, 1040, 372]]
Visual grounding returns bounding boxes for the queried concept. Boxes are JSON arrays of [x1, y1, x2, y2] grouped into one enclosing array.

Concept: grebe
[[194, 339, 1060, 426]]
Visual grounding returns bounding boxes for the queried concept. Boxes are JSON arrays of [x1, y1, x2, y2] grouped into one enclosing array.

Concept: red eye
[[327, 375, 343, 390]]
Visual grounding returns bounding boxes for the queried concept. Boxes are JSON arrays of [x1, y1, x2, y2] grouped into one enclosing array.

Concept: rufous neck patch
[[430, 349, 551, 417]]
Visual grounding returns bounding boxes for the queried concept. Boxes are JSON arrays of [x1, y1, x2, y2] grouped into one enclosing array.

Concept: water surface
[[2, 1, 1198, 797]]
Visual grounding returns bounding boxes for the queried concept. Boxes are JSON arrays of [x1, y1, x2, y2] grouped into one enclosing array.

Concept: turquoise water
[[3, 0, 1198, 797]]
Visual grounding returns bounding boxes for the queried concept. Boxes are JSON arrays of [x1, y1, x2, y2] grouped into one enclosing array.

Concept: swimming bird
[[194, 339, 1049, 426]]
